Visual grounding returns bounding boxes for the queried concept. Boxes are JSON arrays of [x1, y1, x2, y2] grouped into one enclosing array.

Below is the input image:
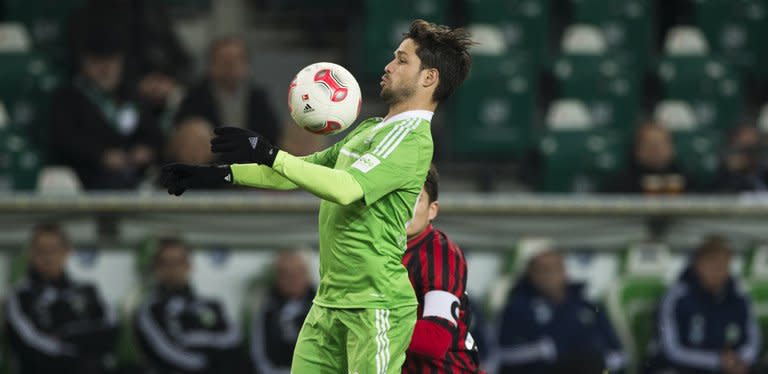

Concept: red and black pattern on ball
[[306, 120, 342, 135], [314, 69, 348, 102], [402, 227, 485, 374]]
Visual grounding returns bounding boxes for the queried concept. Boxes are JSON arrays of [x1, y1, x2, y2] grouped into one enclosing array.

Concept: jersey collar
[[382, 110, 434, 125], [407, 224, 435, 249]]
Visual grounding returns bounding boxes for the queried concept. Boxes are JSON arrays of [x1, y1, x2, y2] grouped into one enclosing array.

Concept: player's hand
[[210, 126, 279, 167], [159, 163, 232, 196]]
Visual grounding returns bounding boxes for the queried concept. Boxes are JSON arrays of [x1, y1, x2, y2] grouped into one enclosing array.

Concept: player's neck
[[384, 100, 436, 121]]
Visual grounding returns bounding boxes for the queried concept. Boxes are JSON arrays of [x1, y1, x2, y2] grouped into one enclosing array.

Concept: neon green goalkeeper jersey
[[304, 110, 433, 309]]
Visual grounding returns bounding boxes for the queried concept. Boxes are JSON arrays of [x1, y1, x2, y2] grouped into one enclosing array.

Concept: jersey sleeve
[[301, 141, 344, 167], [346, 119, 430, 205], [302, 119, 371, 167], [405, 235, 467, 327]]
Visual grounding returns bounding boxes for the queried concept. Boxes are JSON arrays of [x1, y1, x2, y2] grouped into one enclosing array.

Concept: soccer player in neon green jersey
[[160, 19, 473, 373]]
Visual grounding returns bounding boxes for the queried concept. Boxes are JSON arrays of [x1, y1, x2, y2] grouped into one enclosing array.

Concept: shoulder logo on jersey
[[351, 153, 381, 173], [248, 136, 259, 149]]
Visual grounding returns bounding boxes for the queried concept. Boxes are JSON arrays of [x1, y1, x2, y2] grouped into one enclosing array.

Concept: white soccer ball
[[288, 62, 362, 135]]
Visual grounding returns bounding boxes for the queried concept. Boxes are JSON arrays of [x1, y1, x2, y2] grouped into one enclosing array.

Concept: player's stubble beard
[[380, 77, 417, 107]]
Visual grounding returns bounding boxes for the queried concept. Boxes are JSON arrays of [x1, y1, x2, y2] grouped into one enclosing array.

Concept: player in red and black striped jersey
[[402, 165, 484, 373]]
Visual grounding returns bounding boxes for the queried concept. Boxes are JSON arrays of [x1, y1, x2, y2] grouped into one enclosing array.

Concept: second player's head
[[380, 20, 473, 107], [407, 164, 440, 238]]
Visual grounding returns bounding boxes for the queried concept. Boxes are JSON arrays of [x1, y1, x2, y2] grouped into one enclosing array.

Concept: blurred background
[[2, 0, 768, 373]]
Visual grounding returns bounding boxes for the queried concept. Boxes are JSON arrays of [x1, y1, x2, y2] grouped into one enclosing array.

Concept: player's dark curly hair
[[424, 164, 439, 203], [403, 19, 474, 102]]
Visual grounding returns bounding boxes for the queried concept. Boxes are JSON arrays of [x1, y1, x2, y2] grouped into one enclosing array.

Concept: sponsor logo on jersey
[[352, 154, 381, 173]]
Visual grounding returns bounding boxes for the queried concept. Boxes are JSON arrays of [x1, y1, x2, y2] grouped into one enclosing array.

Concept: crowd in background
[[3, 223, 765, 374], [0, 0, 766, 193], [41, 0, 281, 191]]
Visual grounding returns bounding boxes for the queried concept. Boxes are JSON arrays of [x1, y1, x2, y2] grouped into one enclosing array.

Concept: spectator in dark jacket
[[606, 121, 691, 194], [134, 237, 248, 374], [68, 0, 192, 109], [3, 223, 118, 374], [646, 236, 761, 374], [716, 125, 768, 193], [496, 241, 626, 374], [175, 36, 281, 146], [249, 250, 314, 374], [49, 25, 163, 189]]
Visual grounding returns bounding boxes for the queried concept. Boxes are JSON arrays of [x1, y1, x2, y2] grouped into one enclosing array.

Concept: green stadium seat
[[694, 0, 768, 78], [466, 0, 551, 69], [553, 54, 641, 130], [657, 56, 743, 130], [0, 130, 42, 191], [0, 52, 60, 137], [570, 0, 655, 68], [607, 277, 666, 373], [607, 242, 672, 374], [671, 130, 721, 190], [746, 281, 768, 357], [361, 0, 448, 78], [538, 128, 627, 193], [4, 0, 87, 66], [451, 54, 536, 159]]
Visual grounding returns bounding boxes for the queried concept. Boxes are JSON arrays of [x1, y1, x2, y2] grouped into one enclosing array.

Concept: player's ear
[[428, 201, 439, 221], [421, 68, 438, 88]]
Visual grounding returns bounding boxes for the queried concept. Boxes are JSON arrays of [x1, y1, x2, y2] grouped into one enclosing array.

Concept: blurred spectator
[[646, 236, 761, 374], [166, 117, 216, 165], [249, 250, 314, 374], [175, 36, 281, 145], [49, 25, 163, 190], [606, 121, 690, 194], [3, 223, 118, 374], [134, 237, 248, 374], [716, 126, 768, 193], [69, 0, 192, 109], [496, 241, 626, 374]]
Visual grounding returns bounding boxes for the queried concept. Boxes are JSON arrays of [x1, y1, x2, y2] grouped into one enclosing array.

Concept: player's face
[[154, 245, 191, 289], [380, 38, 422, 105], [29, 232, 70, 280], [406, 189, 439, 239], [529, 252, 567, 301]]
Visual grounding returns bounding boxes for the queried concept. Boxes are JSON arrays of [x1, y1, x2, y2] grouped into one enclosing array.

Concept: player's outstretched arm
[[211, 126, 363, 205], [267, 152, 363, 205]]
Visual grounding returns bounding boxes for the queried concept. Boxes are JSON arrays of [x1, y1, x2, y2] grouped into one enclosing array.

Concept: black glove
[[159, 163, 232, 196], [210, 126, 279, 167]]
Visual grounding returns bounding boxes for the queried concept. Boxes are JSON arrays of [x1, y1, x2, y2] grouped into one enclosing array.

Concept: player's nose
[[384, 60, 394, 74]]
